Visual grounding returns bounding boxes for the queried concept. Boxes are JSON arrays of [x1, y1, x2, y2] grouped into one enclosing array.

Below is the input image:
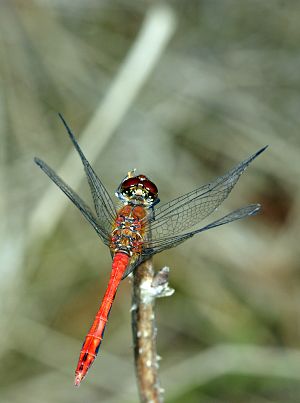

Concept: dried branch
[[131, 260, 174, 403]]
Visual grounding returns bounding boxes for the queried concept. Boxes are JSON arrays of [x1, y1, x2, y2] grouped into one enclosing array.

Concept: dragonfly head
[[116, 173, 159, 207]]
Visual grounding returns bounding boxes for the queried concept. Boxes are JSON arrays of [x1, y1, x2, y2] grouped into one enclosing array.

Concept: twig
[[131, 260, 174, 403]]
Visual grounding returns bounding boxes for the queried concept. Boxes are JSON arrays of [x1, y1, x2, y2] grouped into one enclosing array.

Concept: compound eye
[[120, 178, 139, 196], [142, 180, 158, 196], [119, 174, 158, 202], [137, 176, 158, 200]]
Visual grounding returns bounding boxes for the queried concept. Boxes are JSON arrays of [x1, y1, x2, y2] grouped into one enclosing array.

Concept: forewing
[[34, 158, 111, 245], [148, 146, 267, 239], [59, 114, 117, 235], [142, 204, 260, 257]]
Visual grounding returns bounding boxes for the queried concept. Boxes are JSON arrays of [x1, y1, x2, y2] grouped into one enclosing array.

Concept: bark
[[131, 259, 174, 403]]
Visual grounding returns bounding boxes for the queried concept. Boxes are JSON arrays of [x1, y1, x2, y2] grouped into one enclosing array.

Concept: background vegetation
[[1, 1, 300, 402]]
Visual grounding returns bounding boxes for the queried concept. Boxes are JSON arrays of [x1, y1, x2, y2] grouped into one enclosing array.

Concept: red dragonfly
[[35, 115, 267, 386]]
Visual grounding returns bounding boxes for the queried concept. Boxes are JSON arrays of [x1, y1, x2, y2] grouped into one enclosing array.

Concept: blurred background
[[1, 1, 300, 402]]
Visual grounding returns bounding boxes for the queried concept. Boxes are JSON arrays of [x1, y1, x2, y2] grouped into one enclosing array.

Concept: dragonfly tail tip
[[74, 374, 83, 387]]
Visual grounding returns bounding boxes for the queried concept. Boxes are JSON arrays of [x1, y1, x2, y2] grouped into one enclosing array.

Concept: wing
[[141, 204, 260, 257], [147, 146, 267, 239], [58, 114, 117, 236], [34, 157, 111, 245], [122, 203, 261, 279], [121, 255, 144, 280]]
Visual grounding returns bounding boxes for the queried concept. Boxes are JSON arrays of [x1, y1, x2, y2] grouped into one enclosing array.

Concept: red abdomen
[[74, 252, 129, 386]]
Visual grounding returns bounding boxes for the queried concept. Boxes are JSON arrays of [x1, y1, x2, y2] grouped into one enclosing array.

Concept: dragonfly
[[34, 114, 267, 386]]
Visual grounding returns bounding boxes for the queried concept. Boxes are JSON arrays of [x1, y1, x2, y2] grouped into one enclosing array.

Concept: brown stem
[[132, 258, 161, 402], [131, 259, 174, 403]]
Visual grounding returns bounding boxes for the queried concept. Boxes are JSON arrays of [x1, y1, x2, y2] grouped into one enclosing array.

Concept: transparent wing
[[141, 204, 260, 257], [59, 114, 117, 235], [147, 146, 267, 239], [34, 157, 111, 245], [122, 204, 261, 278], [121, 256, 143, 280]]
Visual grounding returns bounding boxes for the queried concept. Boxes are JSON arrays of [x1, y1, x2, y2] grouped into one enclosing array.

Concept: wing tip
[[247, 203, 261, 216], [34, 156, 43, 167], [58, 112, 67, 127], [253, 145, 269, 159], [58, 113, 81, 150]]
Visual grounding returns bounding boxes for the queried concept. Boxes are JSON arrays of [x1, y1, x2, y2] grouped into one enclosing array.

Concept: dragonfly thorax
[[110, 206, 146, 256], [116, 173, 159, 207]]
